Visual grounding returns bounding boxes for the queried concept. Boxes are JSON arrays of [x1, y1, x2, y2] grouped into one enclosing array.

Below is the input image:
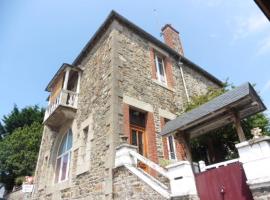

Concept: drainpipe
[[178, 61, 190, 103]]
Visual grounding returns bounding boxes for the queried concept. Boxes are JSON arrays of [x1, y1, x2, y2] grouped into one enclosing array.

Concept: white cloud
[[262, 80, 270, 93], [257, 35, 270, 56], [233, 13, 268, 40]]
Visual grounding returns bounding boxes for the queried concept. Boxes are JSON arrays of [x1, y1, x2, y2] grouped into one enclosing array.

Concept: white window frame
[[155, 54, 167, 85], [167, 135, 177, 160], [55, 130, 72, 183]]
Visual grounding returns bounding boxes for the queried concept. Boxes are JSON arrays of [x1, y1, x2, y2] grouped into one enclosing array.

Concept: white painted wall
[[236, 136, 270, 188]]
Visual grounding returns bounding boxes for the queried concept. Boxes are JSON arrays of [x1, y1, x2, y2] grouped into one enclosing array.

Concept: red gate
[[195, 162, 253, 200]]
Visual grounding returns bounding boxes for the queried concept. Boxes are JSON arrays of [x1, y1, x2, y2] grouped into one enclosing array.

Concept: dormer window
[[155, 54, 167, 84]]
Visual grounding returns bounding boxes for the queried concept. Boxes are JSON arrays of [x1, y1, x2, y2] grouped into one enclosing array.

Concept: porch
[[114, 82, 269, 199]]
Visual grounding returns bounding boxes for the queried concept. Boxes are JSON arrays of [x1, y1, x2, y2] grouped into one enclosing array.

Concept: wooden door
[[130, 125, 148, 170], [130, 125, 147, 156]]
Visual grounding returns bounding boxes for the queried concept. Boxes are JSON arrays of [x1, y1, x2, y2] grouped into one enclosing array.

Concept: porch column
[[76, 71, 81, 93], [233, 112, 246, 142], [63, 68, 71, 90]]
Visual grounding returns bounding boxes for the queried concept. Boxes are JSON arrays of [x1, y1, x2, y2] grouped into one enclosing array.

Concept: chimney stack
[[161, 24, 184, 56]]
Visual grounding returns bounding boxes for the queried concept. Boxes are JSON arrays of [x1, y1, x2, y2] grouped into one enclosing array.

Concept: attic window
[[155, 54, 167, 85]]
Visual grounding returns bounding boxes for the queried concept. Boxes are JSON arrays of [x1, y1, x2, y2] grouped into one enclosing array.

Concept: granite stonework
[[114, 21, 219, 161], [113, 166, 164, 200], [32, 15, 220, 199], [32, 25, 115, 199]]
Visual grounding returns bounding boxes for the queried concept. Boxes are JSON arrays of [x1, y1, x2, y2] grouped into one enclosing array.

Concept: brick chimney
[[161, 24, 184, 55]]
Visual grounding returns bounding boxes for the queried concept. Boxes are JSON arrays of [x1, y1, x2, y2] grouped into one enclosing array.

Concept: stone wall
[[33, 17, 221, 200], [114, 21, 220, 163], [113, 166, 165, 200], [32, 24, 115, 199]]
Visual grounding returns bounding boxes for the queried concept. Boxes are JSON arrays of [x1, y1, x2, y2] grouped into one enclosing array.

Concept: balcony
[[44, 64, 81, 129]]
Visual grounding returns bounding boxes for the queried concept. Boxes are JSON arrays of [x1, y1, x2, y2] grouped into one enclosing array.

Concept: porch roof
[[160, 83, 266, 138]]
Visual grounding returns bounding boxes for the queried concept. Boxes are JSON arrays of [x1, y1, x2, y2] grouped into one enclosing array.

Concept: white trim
[[123, 95, 153, 113], [76, 71, 81, 94], [198, 159, 239, 172], [55, 129, 73, 183], [159, 109, 176, 120], [167, 135, 177, 161], [63, 68, 71, 90]]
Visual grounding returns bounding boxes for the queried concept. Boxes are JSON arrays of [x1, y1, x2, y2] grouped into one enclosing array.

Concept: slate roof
[[160, 82, 267, 137]]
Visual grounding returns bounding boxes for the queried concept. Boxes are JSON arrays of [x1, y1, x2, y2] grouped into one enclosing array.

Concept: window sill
[[47, 180, 71, 193], [152, 79, 175, 92]]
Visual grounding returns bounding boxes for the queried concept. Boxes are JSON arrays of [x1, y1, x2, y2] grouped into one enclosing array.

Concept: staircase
[[114, 144, 198, 199]]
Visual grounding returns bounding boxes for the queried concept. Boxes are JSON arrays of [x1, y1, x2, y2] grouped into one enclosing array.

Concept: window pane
[[158, 60, 165, 76], [60, 154, 69, 181], [55, 158, 61, 182], [168, 136, 176, 160], [66, 129, 73, 150], [130, 109, 146, 127], [58, 134, 67, 156], [131, 130, 137, 146], [138, 132, 143, 155]]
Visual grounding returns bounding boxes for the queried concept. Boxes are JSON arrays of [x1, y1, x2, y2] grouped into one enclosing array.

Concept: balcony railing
[[44, 90, 78, 121]]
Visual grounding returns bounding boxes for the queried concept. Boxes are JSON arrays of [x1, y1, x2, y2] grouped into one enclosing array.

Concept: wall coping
[[165, 161, 190, 169], [115, 143, 138, 151], [236, 136, 270, 148]]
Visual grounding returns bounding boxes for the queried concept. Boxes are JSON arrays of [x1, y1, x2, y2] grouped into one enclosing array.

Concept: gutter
[[179, 61, 190, 103]]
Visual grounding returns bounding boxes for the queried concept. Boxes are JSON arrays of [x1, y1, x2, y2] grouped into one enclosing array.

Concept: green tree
[[0, 122, 43, 191], [187, 85, 270, 164], [0, 105, 44, 137]]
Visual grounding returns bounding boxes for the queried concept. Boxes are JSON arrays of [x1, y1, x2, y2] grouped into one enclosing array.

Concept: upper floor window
[[55, 129, 73, 183], [155, 54, 167, 85]]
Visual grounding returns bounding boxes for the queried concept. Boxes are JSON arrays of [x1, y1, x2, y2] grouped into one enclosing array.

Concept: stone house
[[32, 10, 225, 199]]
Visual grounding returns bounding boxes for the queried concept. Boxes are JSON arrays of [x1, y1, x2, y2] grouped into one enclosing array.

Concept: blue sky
[[0, 0, 269, 119]]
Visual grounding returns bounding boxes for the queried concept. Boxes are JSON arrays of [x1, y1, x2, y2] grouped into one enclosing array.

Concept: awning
[[160, 82, 266, 138]]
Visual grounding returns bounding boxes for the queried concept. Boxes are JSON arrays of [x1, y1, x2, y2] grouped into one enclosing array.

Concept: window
[[129, 109, 146, 156], [167, 135, 176, 160], [55, 129, 72, 183], [164, 118, 176, 160], [155, 54, 167, 84]]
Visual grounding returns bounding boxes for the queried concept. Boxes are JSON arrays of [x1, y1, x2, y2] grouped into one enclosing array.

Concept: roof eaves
[[45, 63, 74, 92], [160, 82, 267, 136], [255, 0, 270, 21]]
